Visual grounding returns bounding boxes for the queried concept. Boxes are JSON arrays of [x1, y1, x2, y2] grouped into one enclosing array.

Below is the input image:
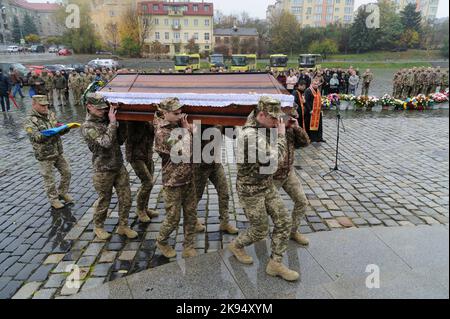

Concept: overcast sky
[[30, 0, 449, 19]]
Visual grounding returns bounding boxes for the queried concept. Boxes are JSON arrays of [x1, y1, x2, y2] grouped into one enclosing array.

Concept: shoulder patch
[[87, 128, 99, 140], [26, 127, 33, 134]]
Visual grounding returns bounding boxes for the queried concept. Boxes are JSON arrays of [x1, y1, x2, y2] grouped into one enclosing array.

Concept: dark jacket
[[0, 73, 11, 94]]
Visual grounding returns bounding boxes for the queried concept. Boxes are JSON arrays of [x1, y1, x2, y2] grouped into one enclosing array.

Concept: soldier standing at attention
[[24, 95, 74, 209], [41, 71, 54, 107], [68, 71, 78, 106], [154, 97, 198, 259], [81, 93, 138, 240], [229, 96, 299, 282], [273, 110, 311, 246], [53, 71, 67, 107], [124, 121, 159, 223], [361, 69, 373, 96], [193, 125, 239, 235]]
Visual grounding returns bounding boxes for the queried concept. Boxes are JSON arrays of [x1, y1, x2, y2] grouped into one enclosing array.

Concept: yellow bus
[[174, 54, 201, 72], [208, 54, 225, 69], [231, 54, 257, 72], [270, 54, 288, 72]]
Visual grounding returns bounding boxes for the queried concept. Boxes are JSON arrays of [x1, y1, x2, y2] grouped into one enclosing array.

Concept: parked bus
[[270, 54, 288, 72], [174, 54, 201, 72], [230, 54, 257, 72], [209, 54, 225, 69]]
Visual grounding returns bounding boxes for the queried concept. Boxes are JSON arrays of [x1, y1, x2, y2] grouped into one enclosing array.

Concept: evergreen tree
[[375, 0, 404, 50], [12, 16, 22, 43], [23, 14, 38, 36], [349, 6, 376, 53], [400, 3, 422, 33]]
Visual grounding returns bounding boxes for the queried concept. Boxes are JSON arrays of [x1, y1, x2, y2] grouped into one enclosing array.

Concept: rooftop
[[12, 0, 62, 12]]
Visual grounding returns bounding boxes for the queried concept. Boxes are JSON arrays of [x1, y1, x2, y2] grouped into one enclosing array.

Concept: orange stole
[[310, 87, 322, 131]]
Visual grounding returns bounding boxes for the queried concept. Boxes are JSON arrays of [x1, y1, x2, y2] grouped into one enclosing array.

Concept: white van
[[87, 59, 120, 69], [7, 46, 19, 53]]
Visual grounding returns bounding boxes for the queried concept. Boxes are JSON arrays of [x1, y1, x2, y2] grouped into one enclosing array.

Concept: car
[[30, 45, 46, 53], [0, 62, 30, 85], [87, 58, 120, 69], [58, 48, 72, 56], [26, 65, 48, 76], [96, 50, 113, 55], [7, 46, 19, 53], [43, 64, 67, 75], [70, 64, 87, 73], [48, 46, 58, 53]]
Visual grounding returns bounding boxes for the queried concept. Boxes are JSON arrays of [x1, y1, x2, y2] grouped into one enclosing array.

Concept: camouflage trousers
[[55, 89, 66, 106], [362, 84, 370, 96], [393, 85, 403, 99], [273, 170, 309, 234], [235, 183, 291, 263], [130, 159, 155, 212], [157, 182, 197, 249], [46, 89, 54, 106], [38, 155, 72, 202], [194, 163, 230, 223], [71, 88, 82, 106], [93, 165, 131, 228]]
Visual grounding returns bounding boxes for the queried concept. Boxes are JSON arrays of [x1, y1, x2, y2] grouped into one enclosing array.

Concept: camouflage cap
[[86, 93, 109, 109], [257, 96, 284, 119], [158, 97, 183, 112], [32, 95, 49, 105]]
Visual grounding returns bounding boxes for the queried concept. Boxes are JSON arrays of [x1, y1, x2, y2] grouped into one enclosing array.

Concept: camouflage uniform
[[273, 124, 310, 235], [53, 74, 67, 106], [125, 121, 155, 213], [81, 94, 131, 228], [361, 71, 373, 96], [417, 70, 428, 96], [193, 126, 231, 224], [28, 75, 46, 96], [234, 97, 290, 263], [155, 98, 196, 250], [403, 70, 415, 98], [41, 72, 54, 106], [393, 71, 402, 99], [68, 73, 82, 106], [24, 96, 71, 203]]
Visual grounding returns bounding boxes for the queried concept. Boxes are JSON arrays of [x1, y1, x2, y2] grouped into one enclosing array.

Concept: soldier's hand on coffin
[[108, 105, 117, 125]]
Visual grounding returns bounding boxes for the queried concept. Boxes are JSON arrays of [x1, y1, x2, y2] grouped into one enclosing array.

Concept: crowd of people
[[392, 67, 449, 99], [271, 67, 374, 97], [0, 66, 118, 112]]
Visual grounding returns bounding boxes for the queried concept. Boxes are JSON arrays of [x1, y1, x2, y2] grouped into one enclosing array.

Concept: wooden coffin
[[98, 72, 295, 126]]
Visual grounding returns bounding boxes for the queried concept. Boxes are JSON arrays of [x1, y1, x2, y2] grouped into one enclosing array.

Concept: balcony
[[168, 10, 184, 17], [172, 24, 181, 31]]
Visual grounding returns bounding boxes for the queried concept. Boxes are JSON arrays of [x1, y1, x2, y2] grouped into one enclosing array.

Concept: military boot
[[51, 199, 65, 209], [266, 259, 299, 282], [116, 226, 138, 239], [156, 242, 177, 258], [220, 222, 239, 235], [195, 220, 205, 233], [290, 232, 310, 246], [228, 240, 253, 265], [137, 209, 151, 223], [59, 194, 74, 204], [146, 209, 159, 219], [182, 247, 197, 259], [94, 227, 111, 240]]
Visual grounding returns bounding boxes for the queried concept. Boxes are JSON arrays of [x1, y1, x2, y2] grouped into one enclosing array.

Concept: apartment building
[[138, 0, 214, 55], [267, 0, 356, 27], [389, 0, 440, 21]]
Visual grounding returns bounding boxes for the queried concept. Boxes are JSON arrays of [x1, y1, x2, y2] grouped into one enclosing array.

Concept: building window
[[142, 5, 148, 12], [184, 32, 189, 40], [194, 19, 198, 26], [165, 19, 169, 26], [184, 19, 189, 26], [205, 19, 210, 26], [153, 4, 159, 11], [174, 32, 180, 40], [155, 32, 160, 40], [204, 33, 210, 41], [154, 18, 159, 25], [205, 45, 210, 50], [194, 33, 199, 40], [165, 32, 170, 40], [215, 37, 221, 42], [193, 5, 199, 12], [204, 5, 210, 11]]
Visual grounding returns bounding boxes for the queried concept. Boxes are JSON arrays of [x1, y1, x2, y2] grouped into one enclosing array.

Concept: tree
[[349, 5, 377, 53], [54, 0, 102, 53], [45, 36, 63, 46], [441, 39, 449, 58], [105, 22, 120, 53], [268, 11, 300, 55], [12, 16, 22, 43], [308, 39, 338, 59], [120, 36, 141, 57], [23, 14, 38, 36], [185, 38, 200, 54], [400, 3, 422, 33], [25, 34, 40, 44], [375, 0, 404, 50], [231, 36, 240, 54], [240, 37, 258, 54], [119, 8, 153, 57], [399, 29, 420, 48]]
